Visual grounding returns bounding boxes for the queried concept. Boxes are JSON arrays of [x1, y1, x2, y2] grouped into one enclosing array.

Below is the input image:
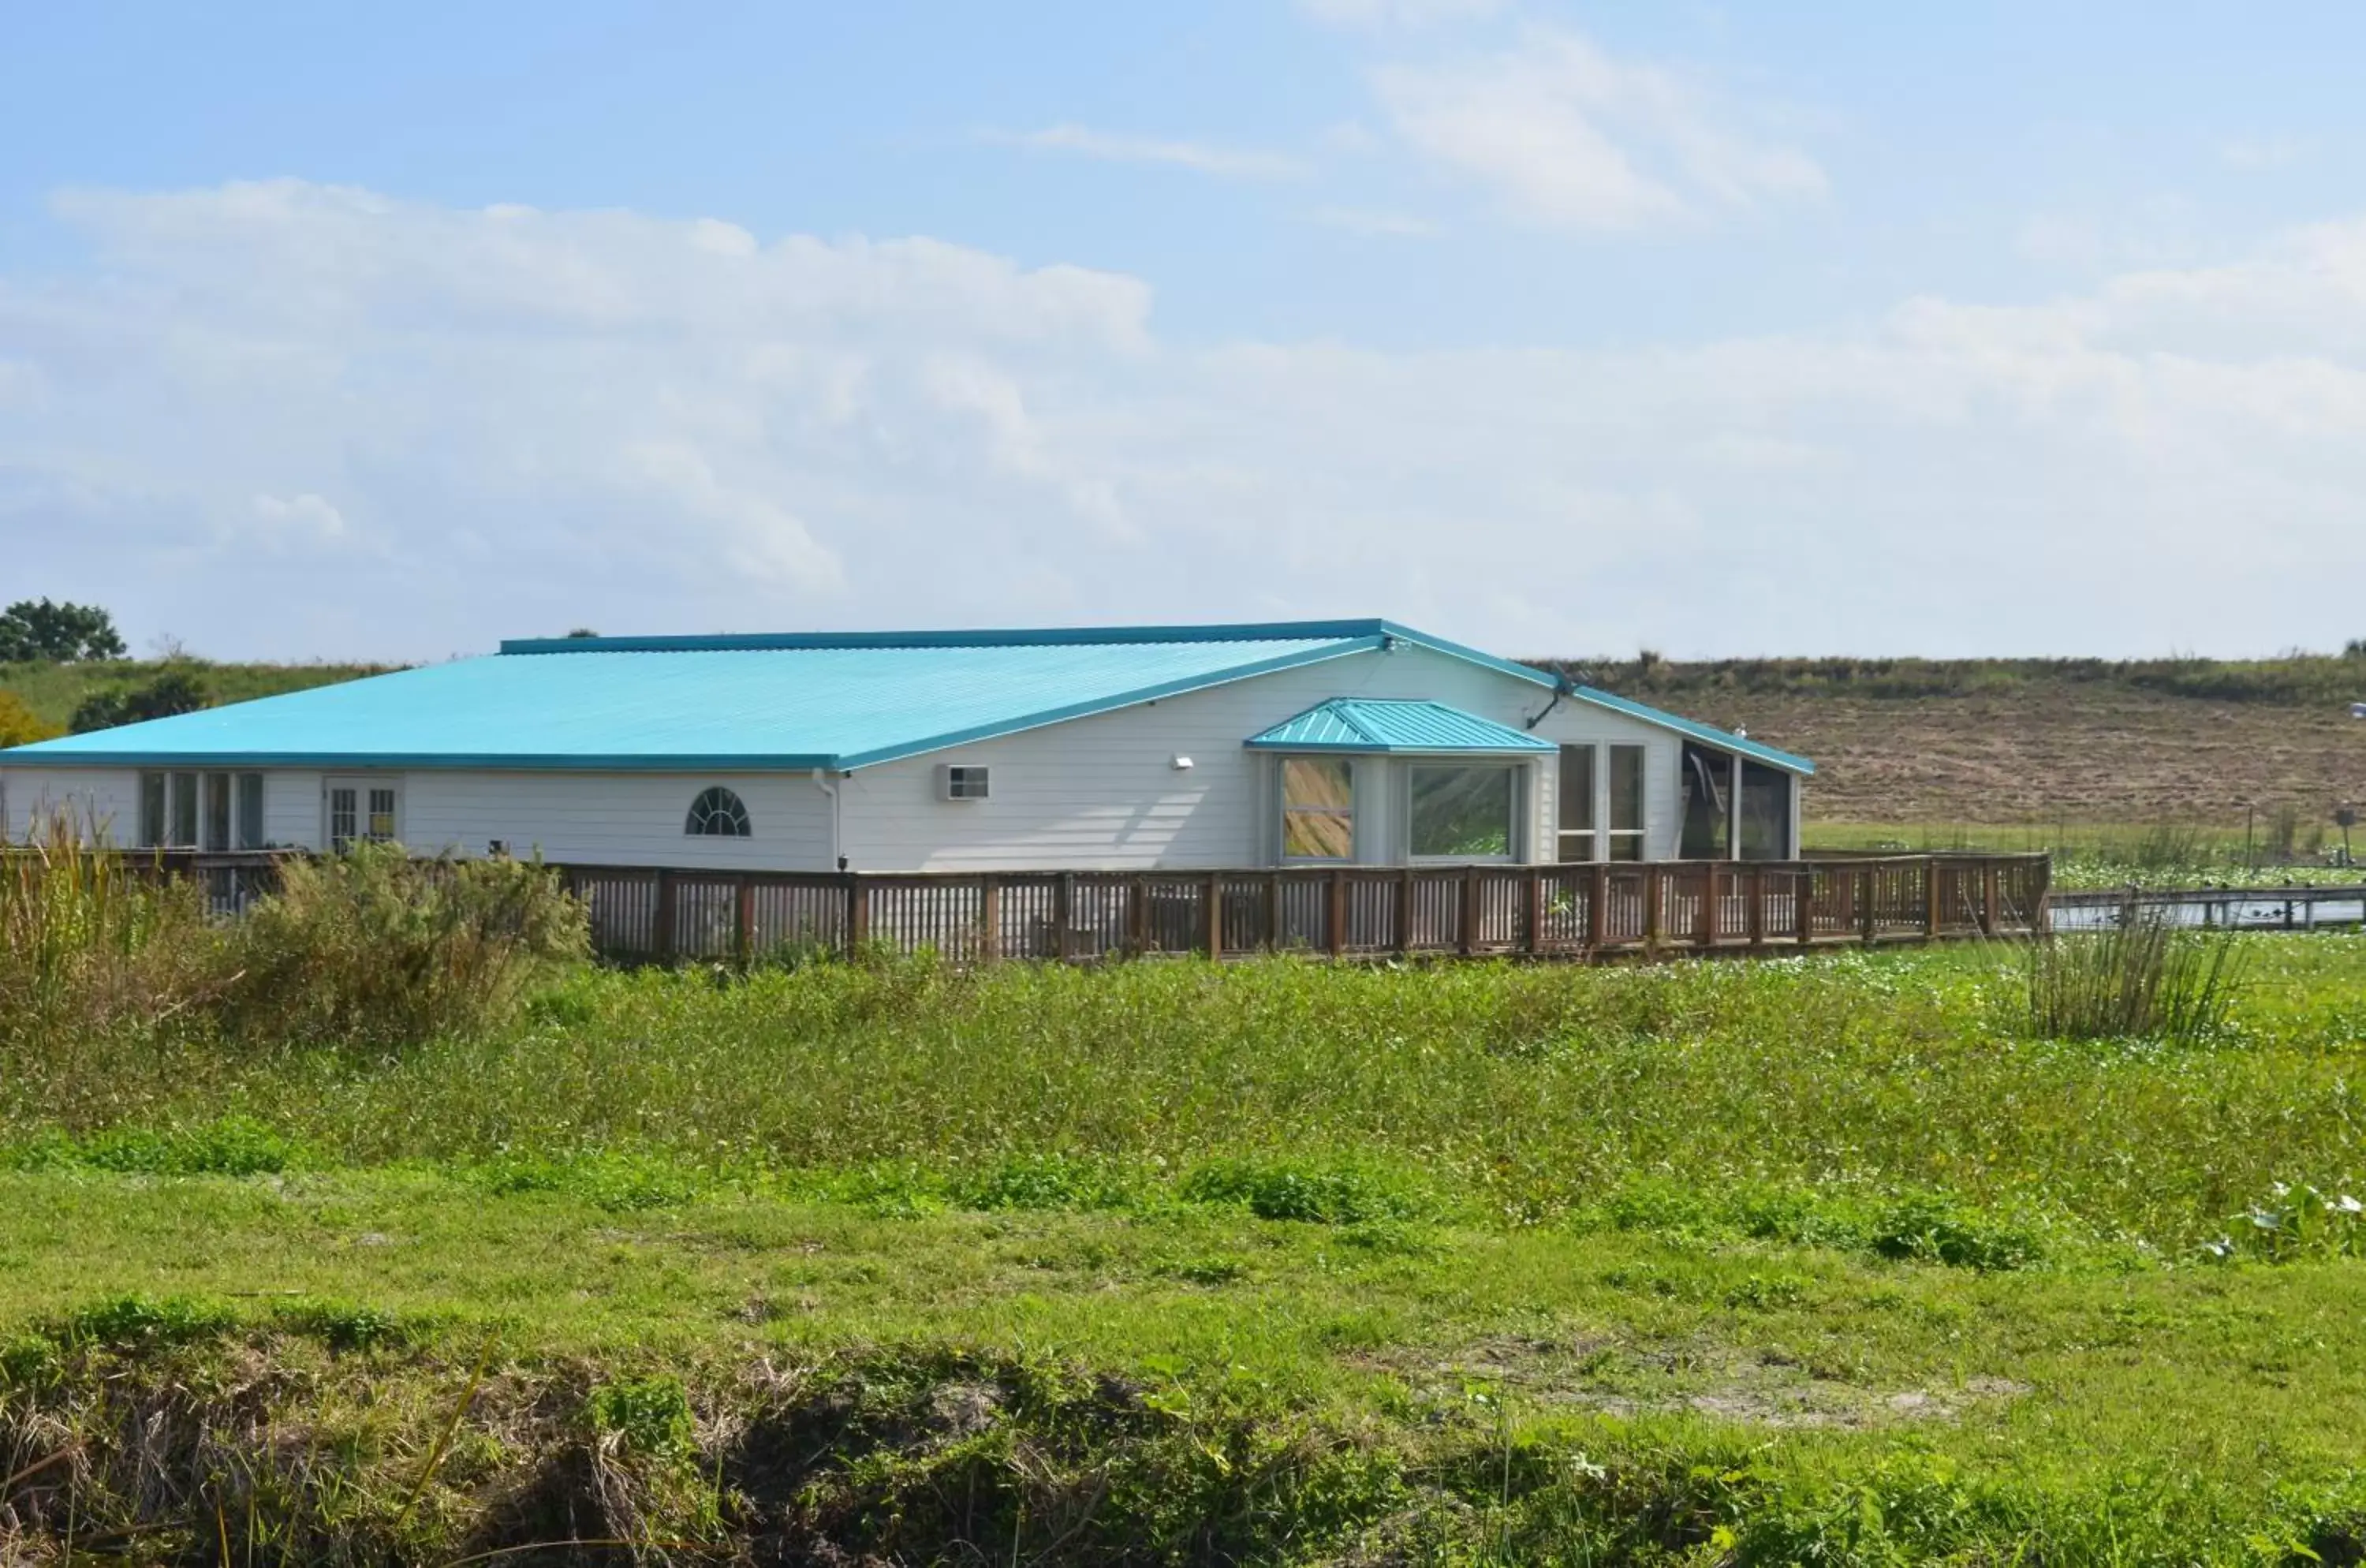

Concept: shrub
[[2025, 917, 2246, 1043], [0, 691, 62, 749], [222, 844, 589, 1047], [68, 668, 211, 734]]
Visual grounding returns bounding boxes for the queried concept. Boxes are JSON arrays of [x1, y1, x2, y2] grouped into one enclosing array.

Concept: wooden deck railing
[[69, 849, 2051, 965], [553, 854, 2052, 965]]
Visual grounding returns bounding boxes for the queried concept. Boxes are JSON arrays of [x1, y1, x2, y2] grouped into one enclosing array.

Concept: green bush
[[1181, 1155, 1432, 1225], [223, 845, 589, 1047]]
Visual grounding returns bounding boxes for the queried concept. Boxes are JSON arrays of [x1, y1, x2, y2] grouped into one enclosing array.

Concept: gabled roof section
[[1246, 699, 1555, 755], [1569, 687, 1816, 775]]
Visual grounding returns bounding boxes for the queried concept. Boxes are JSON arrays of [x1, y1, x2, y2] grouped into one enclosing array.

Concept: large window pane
[[169, 772, 198, 848], [1607, 745, 1644, 861], [203, 773, 231, 852], [1680, 743, 1731, 859], [139, 772, 166, 849], [1280, 758, 1353, 860], [1409, 765, 1513, 859], [1740, 760, 1790, 861], [237, 774, 265, 849], [1557, 745, 1595, 862]]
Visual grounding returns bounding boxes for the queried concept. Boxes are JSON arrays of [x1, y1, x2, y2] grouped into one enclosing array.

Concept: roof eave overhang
[[1241, 741, 1555, 756]]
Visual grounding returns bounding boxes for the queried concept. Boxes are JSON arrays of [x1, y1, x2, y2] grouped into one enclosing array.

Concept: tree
[[0, 599, 128, 663], [0, 691, 62, 748], [69, 670, 212, 734]]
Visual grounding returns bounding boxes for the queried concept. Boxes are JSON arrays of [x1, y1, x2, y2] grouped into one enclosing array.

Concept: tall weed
[[0, 814, 222, 1044], [2025, 916, 2246, 1043]]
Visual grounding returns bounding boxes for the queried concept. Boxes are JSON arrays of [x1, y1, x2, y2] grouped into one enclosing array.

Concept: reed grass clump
[[2025, 915, 2247, 1043], [0, 815, 221, 1046]]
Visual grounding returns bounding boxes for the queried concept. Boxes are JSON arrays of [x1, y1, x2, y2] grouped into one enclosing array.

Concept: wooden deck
[[557, 855, 2051, 965]]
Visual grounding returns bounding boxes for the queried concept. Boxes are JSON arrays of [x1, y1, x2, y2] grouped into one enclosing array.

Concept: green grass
[[8, 941, 2366, 1560], [0, 655, 392, 730]]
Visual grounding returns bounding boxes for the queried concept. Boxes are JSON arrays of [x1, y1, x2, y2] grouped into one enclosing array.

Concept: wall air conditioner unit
[[939, 764, 991, 801]]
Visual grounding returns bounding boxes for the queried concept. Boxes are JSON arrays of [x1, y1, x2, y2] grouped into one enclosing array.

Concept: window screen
[[237, 774, 265, 849], [1680, 743, 1731, 860], [1739, 760, 1791, 861], [139, 772, 167, 849]]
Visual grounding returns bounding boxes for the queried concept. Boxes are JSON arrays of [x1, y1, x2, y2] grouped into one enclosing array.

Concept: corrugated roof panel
[[6, 634, 1371, 771], [1246, 699, 1556, 754]]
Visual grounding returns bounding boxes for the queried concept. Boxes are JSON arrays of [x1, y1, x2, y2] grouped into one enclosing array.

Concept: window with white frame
[[1408, 763, 1516, 860], [324, 777, 401, 852], [684, 786, 752, 837], [139, 771, 270, 850], [1278, 757, 1354, 860], [1606, 745, 1646, 861], [1557, 745, 1595, 862]]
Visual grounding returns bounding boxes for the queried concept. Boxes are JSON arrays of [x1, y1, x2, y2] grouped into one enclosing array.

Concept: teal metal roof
[[0, 618, 1811, 776], [1246, 699, 1555, 755]]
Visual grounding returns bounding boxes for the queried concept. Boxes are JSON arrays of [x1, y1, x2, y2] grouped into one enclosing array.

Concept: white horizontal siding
[[838, 646, 1684, 872], [0, 767, 140, 844], [395, 770, 834, 869]]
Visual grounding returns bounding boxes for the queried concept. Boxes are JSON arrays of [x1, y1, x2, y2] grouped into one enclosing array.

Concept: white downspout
[[811, 767, 842, 869]]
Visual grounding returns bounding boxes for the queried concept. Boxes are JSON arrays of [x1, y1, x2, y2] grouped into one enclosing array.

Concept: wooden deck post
[[1860, 865, 1879, 946], [734, 875, 755, 965], [1125, 874, 1148, 958], [1263, 872, 1281, 954], [1524, 870, 1543, 956], [654, 868, 677, 961], [1745, 864, 1764, 946], [845, 874, 868, 956], [1329, 869, 1349, 957], [1205, 872, 1225, 959], [1643, 865, 1663, 956], [1459, 865, 1480, 956], [1923, 857, 1942, 942], [1797, 865, 1815, 946], [1980, 864, 1998, 936], [1056, 872, 1077, 962], [1587, 863, 1607, 954], [1395, 868, 1415, 954], [1698, 862, 1718, 947], [981, 877, 1002, 962]]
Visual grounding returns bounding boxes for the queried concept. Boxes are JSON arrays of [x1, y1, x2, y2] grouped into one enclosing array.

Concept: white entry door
[[323, 777, 401, 851]]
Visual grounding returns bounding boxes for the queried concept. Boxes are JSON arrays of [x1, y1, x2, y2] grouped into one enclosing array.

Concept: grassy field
[[0, 656, 396, 732], [7, 935, 2366, 1562]]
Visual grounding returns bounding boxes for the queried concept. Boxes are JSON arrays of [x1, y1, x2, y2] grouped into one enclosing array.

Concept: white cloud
[[978, 125, 1310, 181], [1367, 26, 1826, 230], [2, 180, 2364, 659]]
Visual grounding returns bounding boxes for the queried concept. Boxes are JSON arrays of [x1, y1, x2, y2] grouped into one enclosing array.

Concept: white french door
[[323, 777, 401, 851]]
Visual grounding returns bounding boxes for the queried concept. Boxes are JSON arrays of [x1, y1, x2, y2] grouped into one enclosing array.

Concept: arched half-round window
[[685, 786, 752, 838]]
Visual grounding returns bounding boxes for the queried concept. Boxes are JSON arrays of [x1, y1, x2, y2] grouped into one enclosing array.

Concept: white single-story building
[[0, 620, 1812, 871]]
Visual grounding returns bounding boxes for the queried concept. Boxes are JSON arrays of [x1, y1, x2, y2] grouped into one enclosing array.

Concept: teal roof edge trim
[[501, 619, 1410, 655], [830, 638, 1379, 769], [1569, 686, 1816, 775], [0, 752, 842, 772]]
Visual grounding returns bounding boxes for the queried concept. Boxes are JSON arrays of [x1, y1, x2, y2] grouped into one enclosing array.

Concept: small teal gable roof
[[0, 618, 1811, 776], [1246, 699, 1555, 755]]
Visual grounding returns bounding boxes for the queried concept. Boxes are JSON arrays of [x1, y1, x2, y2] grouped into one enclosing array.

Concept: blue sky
[[3, 2, 2364, 659]]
